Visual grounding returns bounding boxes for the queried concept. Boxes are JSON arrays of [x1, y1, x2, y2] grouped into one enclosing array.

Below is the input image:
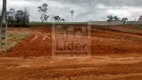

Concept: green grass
[[8, 32, 30, 40], [29, 22, 88, 26], [7, 32, 31, 50], [7, 41, 18, 50], [136, 25, 142, 29]]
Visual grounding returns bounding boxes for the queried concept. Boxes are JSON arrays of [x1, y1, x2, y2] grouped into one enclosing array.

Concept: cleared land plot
[[0, 24, 142, 80]]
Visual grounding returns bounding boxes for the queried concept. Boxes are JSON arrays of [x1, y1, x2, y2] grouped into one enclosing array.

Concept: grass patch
[[136, 25, 142, 29], [7, 41, 18, 50], [29, 22, 88, 26], [7, 31, 31, 50], [8, 32, 30, 40]]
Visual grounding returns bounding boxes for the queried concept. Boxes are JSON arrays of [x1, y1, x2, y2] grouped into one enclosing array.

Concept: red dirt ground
[[0, 25, 142, 80], [4, 25, 142, 57], [5, 27, 52, 57]]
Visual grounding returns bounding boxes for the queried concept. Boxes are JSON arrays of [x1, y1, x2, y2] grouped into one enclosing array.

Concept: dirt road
[[1, 56, 142, 80]]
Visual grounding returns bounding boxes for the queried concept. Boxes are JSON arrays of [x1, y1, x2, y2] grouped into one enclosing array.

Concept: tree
[[7, 8, 30, 26], [7, 8, 15, 26], [138, 15, 142, 21], [43, 14, 49, 22], [107, 15, 121, 22], [15, 9, 29, 26], [107, 15, 113, 23], [52, 16, 65, 22], [62, 18, 65, 21], [15, 10, 24, 25], [38, 3, 48, 23], [113, 16, 120, 21], [122, 17, 128, 24], [52, 16, 61, 22], [22, 8, 30, 26]]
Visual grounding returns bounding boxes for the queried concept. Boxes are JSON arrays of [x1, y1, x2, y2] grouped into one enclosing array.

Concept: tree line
[[107, 15, 128, 24], [6, 8, 29, 27], [37, 3, 65, 23], [2, 2, 142, 27], [0, 8, 29, 27], [0, 3, 65, 27]]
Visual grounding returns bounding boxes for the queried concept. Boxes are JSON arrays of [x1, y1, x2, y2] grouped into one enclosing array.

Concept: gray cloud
[[51, 0, 142, 7], [0, 0, 142, 21]]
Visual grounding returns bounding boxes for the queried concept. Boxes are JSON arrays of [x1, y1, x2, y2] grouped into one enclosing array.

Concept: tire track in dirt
[[6, 29, 52, 57], [29, 31, 51, 43], [3, 26, 142, 57], [29, 35, 38, 43], [42, 35, 51, 41]]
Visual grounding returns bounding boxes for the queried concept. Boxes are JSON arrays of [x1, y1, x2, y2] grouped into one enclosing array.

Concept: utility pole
[[0, 0, 8, 52]]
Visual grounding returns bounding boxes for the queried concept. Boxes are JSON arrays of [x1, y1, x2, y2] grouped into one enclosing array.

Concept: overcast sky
[[0, 0, 142, 22]]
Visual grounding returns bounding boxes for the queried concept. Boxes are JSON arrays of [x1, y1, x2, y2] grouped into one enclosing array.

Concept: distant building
[[138, 15, 142, 21]]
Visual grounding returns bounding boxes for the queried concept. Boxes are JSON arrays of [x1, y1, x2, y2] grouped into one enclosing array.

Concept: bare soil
[[0, 25, 142, 80]]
